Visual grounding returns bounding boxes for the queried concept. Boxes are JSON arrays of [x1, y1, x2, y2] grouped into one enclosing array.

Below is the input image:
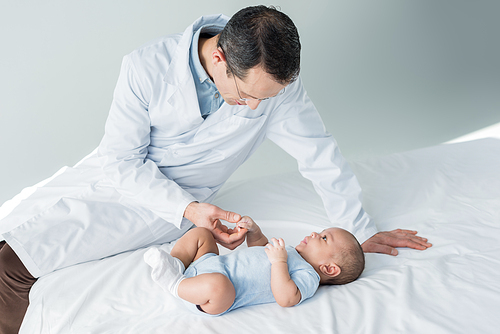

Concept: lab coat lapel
[[161, 14, 231, 125], [162, 20, 202, 125], [166, 76, 201, 124], [162, 14, 242, 134]]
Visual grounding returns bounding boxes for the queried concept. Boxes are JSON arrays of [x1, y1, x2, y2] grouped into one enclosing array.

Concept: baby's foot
[[144, 247, 185, 297], [144, 247, 184, 274]]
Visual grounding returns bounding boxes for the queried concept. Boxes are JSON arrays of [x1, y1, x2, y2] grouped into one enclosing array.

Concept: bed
[[17, 137, 500, 333]]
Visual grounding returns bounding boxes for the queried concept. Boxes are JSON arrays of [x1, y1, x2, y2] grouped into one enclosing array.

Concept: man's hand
[[361, 229, 432, 256], [184, 202, 246, 250], [236, 216, 268, 247]]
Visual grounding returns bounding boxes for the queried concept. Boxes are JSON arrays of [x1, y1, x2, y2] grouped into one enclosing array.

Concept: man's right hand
[[183, 202, 247, 250], [361, 229, 432, 256]]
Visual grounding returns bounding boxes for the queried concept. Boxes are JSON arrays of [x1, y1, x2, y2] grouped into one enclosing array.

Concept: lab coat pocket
[[118, 196, 158, 227], [6, 186, 158, 276]]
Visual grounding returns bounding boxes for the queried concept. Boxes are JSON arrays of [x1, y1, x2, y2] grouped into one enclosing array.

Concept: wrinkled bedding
[[20, 138, 500, 333]]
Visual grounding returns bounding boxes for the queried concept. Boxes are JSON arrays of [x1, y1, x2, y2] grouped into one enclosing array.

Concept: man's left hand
[[213, 219, 248, 250], [183, 202, 247, 250], [361, 229, 432, 256]]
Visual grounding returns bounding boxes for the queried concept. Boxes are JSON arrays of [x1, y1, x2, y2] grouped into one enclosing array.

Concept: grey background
[[1, 0, 499, 205]]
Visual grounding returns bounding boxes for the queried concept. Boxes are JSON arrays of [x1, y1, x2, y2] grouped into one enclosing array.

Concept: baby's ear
[[319, 263, 341, 278]]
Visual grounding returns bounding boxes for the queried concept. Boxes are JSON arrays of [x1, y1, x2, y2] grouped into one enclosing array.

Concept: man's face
[[213, 65, 287, 110]]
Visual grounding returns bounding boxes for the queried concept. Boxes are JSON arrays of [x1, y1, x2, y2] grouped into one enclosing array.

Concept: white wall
[[1, 0, 499, 205]]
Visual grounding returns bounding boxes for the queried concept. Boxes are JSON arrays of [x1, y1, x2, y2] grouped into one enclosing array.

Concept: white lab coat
[[0, 14, 377, 278]]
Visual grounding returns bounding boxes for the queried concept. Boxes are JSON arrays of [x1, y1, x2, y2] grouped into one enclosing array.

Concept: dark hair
[[217, 5, 301, 85], [324, 236, 365, 285]]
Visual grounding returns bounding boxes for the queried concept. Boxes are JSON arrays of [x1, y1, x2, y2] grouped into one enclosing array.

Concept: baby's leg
[[170, 227, 219, 269], [178, 273, 235, 315], [144, 228, 219, 298]]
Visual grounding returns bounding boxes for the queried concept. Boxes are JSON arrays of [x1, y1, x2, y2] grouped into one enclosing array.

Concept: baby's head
[[295, 228, 365, 285]]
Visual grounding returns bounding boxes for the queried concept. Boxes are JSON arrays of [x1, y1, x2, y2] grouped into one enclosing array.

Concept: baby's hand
[[236, 216, 260, 234], [265, 238, 288, 264], [236, 216, 268, 247]]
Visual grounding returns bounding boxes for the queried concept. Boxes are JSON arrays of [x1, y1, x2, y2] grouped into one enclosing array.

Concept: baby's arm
[[265, 238, 301, 307], [236, 216, 268, 247]]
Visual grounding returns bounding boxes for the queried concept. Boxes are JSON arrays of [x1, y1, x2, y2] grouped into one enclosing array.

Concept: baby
[[144, 216, 365, 315]]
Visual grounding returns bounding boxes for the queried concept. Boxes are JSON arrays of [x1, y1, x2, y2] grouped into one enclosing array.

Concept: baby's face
[[295, 228, 356, 267]]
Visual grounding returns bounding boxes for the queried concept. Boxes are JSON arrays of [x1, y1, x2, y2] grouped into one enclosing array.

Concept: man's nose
[[246, 100, 261, 110], [310, 232, 318, 238]]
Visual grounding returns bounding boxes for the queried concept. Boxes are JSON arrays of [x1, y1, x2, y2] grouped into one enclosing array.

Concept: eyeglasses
[[232, 71, 286, 102]]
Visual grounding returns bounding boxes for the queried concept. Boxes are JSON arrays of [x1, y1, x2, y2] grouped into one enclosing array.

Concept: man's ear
[[319, 263, 341, 278], [212, 48, 226, 66]]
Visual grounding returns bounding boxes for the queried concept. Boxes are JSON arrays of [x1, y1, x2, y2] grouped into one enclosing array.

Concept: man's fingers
[[362, 229, 433, 256], [217, 208, 241, 223], [212, 226, 247, 250], [389, 229, 429, 243], [222, 235, 246, 250], [226, 227, 238, 234], [398, 230, 430, 242], [217, 221, 228, 233], [378, 229, 432, 248], [226, 227, 247, 241], [237, 216, 252, 224], [212, 228, 231, 243], [236, 221, 250, 230], [404, 239, 432, 250], [389, 235, 432, 249], [410, 235, 432, 248], [393, 229, 418, 235], [217, 237, 245, 250], [214, 226, 246, 240], [362, 242, 398, 256], [386, 236, 417, 248], [365, 234, 431, 253]]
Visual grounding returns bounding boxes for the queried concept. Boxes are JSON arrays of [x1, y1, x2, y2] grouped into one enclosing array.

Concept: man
[[0, 6, 430, 333]]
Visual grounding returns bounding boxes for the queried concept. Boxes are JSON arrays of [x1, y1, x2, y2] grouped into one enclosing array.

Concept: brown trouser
[[0, 241, 37, 334]]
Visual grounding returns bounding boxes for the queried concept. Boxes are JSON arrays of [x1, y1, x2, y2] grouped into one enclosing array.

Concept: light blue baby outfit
[[183, 245, 320, 315]]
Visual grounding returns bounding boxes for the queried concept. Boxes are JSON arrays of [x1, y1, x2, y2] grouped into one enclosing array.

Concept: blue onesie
[[183, 245, 320, 315]]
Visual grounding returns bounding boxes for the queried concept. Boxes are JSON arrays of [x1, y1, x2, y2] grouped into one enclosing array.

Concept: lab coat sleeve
[[97, 55, 197, 228], [265, 77, 378, 244]]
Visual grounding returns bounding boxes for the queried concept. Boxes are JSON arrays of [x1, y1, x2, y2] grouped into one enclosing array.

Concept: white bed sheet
[[20, 138, 500, 333]]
